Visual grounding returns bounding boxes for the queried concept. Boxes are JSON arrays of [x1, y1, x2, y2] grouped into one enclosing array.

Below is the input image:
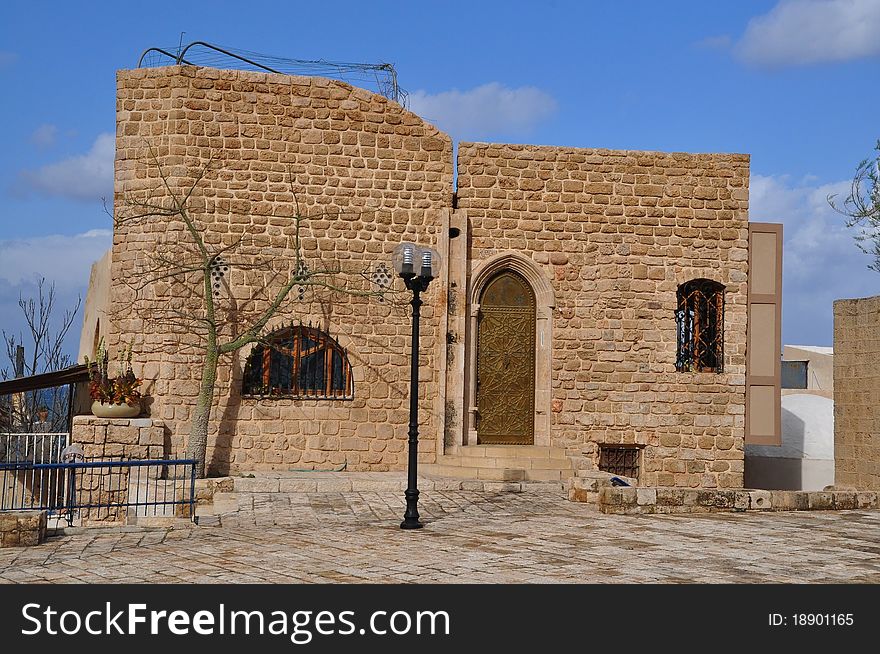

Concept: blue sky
[[0, 0, 878, 358]]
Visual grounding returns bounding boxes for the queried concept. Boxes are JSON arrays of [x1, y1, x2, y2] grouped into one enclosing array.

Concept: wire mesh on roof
[[137, 41, 406, 106]]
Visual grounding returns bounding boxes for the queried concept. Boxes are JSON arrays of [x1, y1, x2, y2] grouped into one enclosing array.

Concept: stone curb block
[[0, 510, 48, 548], [597, 487, 880, 515]]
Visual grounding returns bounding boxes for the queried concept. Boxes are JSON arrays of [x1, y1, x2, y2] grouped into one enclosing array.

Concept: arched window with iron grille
[[242, 325, 353, 399], [675, 279, 725, 373]]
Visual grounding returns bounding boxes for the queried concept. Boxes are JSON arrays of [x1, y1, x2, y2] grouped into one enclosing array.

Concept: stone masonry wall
[[834, 296, 880, 490], [112, 66, 453, 475], [457, 143, 750, 488]]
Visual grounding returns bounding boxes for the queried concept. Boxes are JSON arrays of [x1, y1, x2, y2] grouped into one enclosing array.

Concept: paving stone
[[1, 490, 878, 583]]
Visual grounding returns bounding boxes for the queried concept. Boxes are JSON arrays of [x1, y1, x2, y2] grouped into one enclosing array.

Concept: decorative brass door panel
[[476, 271, 536, 444]]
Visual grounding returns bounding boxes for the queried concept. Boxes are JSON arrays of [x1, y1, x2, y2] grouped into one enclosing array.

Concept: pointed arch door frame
[[465, 252, 555, 447]]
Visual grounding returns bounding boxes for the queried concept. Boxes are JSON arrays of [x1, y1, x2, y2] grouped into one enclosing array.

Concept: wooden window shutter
[[746, 222, 783, 445]]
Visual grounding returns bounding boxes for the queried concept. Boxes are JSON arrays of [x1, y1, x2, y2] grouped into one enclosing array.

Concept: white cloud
[[750, 174, 879, 345], [407, 82, 557, 140], [735, 0, 880, 66], [0, 230, 112, 295], [30, 124, 58, 149], [0, 230, 112, 359], [18, 132, 114, 201]]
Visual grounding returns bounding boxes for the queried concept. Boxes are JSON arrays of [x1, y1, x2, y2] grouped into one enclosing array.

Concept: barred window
[[675, 279, 725, 373], [599, 446, 640, 479], [242, 325, 353, 399]]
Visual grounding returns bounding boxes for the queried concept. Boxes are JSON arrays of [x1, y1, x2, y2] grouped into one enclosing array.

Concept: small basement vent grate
[[599, 446, 640, 479]]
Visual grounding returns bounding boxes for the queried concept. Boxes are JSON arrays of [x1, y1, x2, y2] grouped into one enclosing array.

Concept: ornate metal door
[[476, 271, 536, 444]]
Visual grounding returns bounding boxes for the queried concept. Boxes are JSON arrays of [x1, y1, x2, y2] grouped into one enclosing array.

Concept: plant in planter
[[84, 340, 143, 418]]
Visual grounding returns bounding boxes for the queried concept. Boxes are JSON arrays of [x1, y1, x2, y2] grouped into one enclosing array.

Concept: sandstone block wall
[[457, 143, 750, 488], [834, 296, 880, 490], [72, 416, 166, 460], [112, 66, 453, 475]]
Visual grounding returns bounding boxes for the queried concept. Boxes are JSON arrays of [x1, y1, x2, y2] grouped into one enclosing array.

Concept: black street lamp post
[[392, 242, 439, 530]]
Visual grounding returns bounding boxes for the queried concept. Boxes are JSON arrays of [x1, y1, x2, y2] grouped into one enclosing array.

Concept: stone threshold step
[[47, 521, 194, 537], [421, 463, 569, 482], [222, 475, 567, 495], [448, 445, 568, 459], [434, 455, 572, 470]]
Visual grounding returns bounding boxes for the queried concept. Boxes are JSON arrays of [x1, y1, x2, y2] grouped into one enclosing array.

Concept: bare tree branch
[[1, 278, 81, 433], [829, 139, 880, 272]]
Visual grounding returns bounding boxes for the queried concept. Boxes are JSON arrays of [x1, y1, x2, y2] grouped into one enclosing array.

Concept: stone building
[[834, 296, 880, 491], [82, 65, 784, 488]]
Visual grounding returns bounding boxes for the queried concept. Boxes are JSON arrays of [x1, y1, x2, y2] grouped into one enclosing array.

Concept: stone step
[[448, 445, 568, 460], [445, 455, 570, 470], [421, 463, 568, 482], [209, 474, 567, 496], [424, 443, 575, 483]]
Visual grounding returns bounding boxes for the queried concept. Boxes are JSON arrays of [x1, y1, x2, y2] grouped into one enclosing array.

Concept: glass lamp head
[[392, 242, 418, 276], [419, 247, 440, 279], [392, 242, 440, 279]]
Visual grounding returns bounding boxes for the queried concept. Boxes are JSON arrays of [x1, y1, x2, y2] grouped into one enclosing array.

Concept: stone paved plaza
[[2, 488, 880, 583]]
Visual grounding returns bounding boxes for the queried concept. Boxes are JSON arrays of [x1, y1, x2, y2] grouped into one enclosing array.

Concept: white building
[[744, 345, 834, 491]]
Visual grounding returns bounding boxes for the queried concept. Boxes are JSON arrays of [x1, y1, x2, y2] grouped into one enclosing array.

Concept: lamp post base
[[400, 518, 424, 530], [400, 488, 423, 529]]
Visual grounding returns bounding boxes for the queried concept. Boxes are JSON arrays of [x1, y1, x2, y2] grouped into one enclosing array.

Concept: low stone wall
[[567, 471, 637, 504], [598, 486, 879, 514], [0, 510, 48, 547]]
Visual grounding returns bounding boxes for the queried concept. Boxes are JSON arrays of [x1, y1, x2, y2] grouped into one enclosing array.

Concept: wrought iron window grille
[[242, 324, 353, 400], [675, 279, 725, 373]]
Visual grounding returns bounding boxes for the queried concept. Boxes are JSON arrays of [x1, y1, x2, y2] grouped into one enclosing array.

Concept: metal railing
[[0, 433, 69, 510], [1, 432, 69, 463], [0, 459, 196, 526], [137, 40, 405, 105]]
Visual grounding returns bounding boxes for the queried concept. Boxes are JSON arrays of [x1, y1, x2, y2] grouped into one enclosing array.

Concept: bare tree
[[830, 139, 880, 271], [1, 278, 82, 434], [115, 144, 389, 477]]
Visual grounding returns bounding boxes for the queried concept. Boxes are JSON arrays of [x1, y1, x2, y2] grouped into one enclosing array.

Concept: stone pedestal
[[70, 417, 168, 525], [71, 416, 166, 460]]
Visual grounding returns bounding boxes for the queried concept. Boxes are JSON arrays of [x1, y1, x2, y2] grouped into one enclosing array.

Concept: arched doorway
[[476, 270, 536, 445]]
